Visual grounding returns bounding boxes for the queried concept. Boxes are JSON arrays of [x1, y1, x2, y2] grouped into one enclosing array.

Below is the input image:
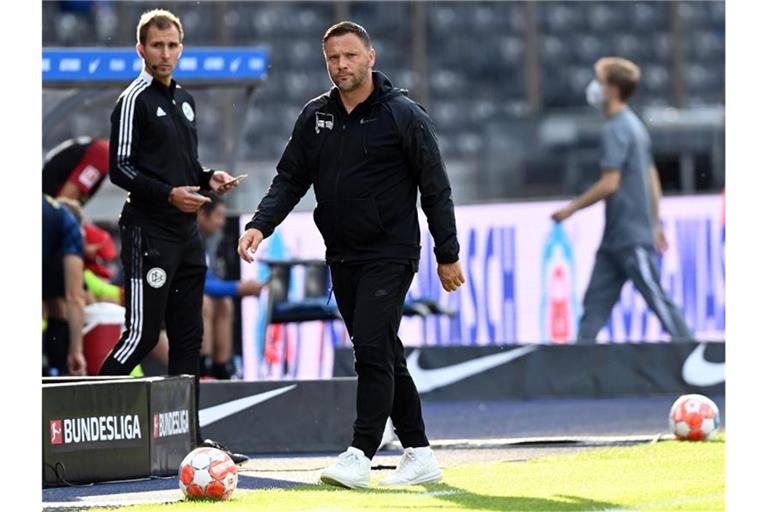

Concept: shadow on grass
[[297, 482, 621, 511]]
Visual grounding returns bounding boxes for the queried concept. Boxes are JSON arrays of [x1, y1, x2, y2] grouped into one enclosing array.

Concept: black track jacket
[[246, 71, 460, 265], [109, 69, 213, 239]]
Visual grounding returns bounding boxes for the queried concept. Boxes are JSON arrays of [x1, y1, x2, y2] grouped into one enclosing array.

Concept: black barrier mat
[[333, 342, 725, 400], [199, 379, 356, 453], [43, 379, 149, 486], [43, 376, 195, 487]]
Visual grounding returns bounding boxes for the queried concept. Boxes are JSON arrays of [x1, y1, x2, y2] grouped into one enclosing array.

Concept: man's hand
[[238, 228, 265, 263], [67, 350, 87, 376], [169, 186, 211, 213], [83, 241, 104, 261], [654, 224, 669, 254], [237, 279, 265, 296], [551, 205, 574, 223], [209, 171, 242, 196], [437, 261, 465, 292]]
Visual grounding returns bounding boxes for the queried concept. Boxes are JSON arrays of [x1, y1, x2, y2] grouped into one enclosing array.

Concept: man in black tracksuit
[[99, 9, 246, 463], [238, 22, 465, 488]]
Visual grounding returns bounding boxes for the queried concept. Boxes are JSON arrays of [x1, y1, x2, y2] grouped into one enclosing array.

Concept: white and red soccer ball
[[669, 394, 720, 441], [178, 447, 238, 500]]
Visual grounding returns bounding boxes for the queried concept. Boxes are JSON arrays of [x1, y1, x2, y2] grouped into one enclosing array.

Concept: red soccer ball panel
[[179, 464, 195, 486], [186, 483, 204, 498]]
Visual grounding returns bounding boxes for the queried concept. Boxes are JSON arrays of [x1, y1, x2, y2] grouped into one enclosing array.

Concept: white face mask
[[585, 79, 606, 109]]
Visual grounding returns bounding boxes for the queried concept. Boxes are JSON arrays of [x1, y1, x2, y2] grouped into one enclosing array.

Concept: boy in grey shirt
[[552, 57, 693, 343]]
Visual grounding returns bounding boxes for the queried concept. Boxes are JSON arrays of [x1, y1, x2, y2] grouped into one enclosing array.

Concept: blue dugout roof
[[42, 47, 268, 87]]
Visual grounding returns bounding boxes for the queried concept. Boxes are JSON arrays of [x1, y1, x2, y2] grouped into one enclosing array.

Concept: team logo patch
[[78, 165, 101, 189], [147, 267, 167, 288], [181, 101, 195, 122], [315, 112, 334, 133]]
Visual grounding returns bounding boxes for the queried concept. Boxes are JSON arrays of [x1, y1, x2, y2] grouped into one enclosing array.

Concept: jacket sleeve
[[244, 107, 313, 238], [402, 105, 460, 264], [190, 96, 214, 190], [108, 95, 174, 203], [204, 269, 239, 298]]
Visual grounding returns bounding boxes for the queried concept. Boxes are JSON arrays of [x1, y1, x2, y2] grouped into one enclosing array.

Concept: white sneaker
[[319, 447, 371, 489], [378, 446, 443, 486]]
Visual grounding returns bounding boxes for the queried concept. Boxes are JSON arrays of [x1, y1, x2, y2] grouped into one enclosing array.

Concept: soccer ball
[[669, 394, 720, 441], [178, 447, 238, 500]]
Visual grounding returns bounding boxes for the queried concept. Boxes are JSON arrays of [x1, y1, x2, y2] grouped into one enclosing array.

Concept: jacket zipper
[[335, 116, 347, 263]]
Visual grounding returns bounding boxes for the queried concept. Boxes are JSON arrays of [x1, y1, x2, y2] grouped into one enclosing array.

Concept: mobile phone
[[224, 174, 248, 186]]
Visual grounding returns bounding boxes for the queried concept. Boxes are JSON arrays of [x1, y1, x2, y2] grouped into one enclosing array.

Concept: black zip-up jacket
[[109, 70, 213, 239], [246, 71, 460, 265]]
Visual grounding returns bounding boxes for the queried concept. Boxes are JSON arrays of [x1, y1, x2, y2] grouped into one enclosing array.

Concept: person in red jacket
[[43, 137, 110, 205]]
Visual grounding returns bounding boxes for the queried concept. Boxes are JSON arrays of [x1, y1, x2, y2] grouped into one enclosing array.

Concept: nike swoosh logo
[[199, 384, 296, 427], [682, 343, 725, 387], [407, 346, 538, 393]]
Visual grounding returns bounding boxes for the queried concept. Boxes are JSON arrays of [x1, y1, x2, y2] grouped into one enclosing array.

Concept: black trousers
[[577, 246, 694, 342], [99, 220, 206, 443], [330, 261, 429, 459]]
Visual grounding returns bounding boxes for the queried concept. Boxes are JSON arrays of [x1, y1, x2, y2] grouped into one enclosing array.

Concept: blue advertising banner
[[43, 47, 268, 84]]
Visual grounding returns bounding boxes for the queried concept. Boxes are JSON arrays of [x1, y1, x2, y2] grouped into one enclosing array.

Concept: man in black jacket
[[238, 21, 464, 488], [99, 8, 247, 463]]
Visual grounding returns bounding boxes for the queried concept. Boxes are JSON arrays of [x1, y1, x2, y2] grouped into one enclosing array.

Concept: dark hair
[[199, 192, 223, 216], [136, 9, 184, 46], [323, 21, 371, 49]]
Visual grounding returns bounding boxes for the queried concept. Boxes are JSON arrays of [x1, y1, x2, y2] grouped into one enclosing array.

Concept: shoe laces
[[338, 450, 362, 467], [397, 449, 419, 473]]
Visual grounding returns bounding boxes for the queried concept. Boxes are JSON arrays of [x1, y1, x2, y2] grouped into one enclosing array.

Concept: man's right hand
[[169, 186, 211, 213], [238, 228, 265, 263]]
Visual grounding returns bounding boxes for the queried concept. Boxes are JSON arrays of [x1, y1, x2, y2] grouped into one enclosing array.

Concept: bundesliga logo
[[49, 414, 142, 445], [153, 409, 190, 438], [50, 420, 63, 445]]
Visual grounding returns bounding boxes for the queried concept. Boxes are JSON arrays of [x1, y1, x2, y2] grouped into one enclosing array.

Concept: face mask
[[585, 79, 606, 109]]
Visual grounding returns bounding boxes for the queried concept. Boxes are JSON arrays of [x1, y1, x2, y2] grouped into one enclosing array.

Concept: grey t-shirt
[[599, 108, 654, 250]]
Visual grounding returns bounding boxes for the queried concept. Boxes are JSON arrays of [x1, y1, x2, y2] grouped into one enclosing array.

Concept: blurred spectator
[[82, 223, 117, 280], [197, 193, 265, 379], [42, 137, 109, 205], [42, 195, 87, 376]]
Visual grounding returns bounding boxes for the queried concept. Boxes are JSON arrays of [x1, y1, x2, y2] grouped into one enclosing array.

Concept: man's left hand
[[654, 224, 669, 254], [437, 261, 465, 292], [67, 351, 87, 376], [209, 171, 242, 195]]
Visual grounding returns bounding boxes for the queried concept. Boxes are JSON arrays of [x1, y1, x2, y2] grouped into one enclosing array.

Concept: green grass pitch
[[89, 435, 724, 511]]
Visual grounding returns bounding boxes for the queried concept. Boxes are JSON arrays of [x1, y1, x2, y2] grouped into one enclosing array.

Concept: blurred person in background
[[42, 195, 87, 376], [42, 137, 110, 205], [238, 21, 463, 488], [551, 57, 693, 343], [197, 192, 265, 380], [96, 8, 246, 463]]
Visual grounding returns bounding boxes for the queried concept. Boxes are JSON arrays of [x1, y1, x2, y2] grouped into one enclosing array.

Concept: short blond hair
[[595, 57, 641, 101], [136, 9, 183, 46]]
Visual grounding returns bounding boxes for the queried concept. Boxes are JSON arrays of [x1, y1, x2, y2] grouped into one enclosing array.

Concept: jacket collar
[[328, 70, 402, 115], [138, 68, 179, 93], [139, 69, 153, 84]]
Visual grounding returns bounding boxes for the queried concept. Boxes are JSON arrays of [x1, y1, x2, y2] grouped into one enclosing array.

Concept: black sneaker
[[200, 438, 249, 465]]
